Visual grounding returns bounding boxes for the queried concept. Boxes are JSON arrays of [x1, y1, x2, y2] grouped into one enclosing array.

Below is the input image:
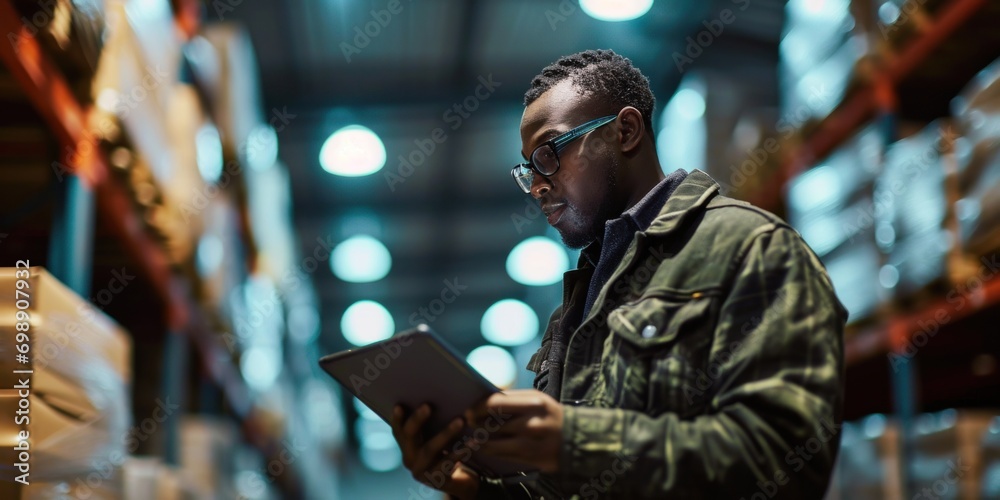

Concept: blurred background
[[1, 0, 999, 498]]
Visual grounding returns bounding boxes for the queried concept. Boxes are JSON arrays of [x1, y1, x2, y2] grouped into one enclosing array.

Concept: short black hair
[[524, 49, 656, 136]]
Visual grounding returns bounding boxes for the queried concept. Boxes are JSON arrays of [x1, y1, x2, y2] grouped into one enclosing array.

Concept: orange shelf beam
[[844, 322, 890, 366], [884, 0, 988, 83], [0, 0, 186, 328], [792, 0, 987, 174], [754, 0, 991, 212], [845, 273, 1000, 366], [888, 273, 1000, 352], [0, 1, 102, 186], [0, 0, 252, 418]]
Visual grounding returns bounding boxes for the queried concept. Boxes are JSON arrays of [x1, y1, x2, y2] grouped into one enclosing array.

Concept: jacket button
[[641, 325, 657, 338]]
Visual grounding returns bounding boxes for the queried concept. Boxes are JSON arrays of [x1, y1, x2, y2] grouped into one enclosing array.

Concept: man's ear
[[618, 107, 645, 153]]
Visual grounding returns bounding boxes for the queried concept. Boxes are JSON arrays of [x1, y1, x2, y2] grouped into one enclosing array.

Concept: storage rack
[[0, 0, 295, 491], [767, 0, 1000, 496]]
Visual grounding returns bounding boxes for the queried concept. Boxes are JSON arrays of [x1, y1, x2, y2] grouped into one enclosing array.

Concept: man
[[391, 49, 846, 499]]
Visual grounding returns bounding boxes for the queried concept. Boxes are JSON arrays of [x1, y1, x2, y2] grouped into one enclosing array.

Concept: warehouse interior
[[1, 0, 999, 498]]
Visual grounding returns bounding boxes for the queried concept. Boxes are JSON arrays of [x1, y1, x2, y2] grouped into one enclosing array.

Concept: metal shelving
[[0, 0, 276, 477]]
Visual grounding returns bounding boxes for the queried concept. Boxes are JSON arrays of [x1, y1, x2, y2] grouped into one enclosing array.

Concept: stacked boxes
[[0, 268, 131, 499]]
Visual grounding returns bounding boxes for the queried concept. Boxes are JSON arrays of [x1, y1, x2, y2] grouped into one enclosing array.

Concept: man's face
[[519, 81, 622, 249]]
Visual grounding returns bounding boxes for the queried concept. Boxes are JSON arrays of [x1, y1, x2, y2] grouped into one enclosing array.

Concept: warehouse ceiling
[[217, 0, 786, 357]]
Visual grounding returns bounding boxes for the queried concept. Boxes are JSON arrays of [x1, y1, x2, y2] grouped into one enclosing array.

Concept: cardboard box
[[0, 267, 131, 496]]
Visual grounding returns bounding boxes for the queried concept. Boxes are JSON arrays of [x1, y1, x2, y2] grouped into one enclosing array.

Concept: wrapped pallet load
[[0, 267, 131, 499], [951, 59, 1000, 269], [786, 125, 885, 322], [875, 121, 952, 300]]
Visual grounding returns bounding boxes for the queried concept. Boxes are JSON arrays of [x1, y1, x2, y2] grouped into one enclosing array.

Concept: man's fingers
[[466, 392, 544, 428], [473, 436, 536, 464], [390, 405, 404, 435], [425, 418, 465, 454], [403, 404, 431, 438], [413, 418, 465, 474], [414, 453, 462, 491]]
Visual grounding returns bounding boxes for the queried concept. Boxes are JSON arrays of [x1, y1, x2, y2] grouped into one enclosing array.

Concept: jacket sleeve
[[549, 226, 847, 499]]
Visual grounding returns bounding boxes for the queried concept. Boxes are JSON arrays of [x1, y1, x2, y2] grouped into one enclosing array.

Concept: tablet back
[[318, 325, 532, 478]]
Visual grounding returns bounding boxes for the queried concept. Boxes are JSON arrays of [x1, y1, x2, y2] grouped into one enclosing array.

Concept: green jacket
[[480, 170, 847, 499]]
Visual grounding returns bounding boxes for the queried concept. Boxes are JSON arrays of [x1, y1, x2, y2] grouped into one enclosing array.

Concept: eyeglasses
[[510, 115, 618, 194]]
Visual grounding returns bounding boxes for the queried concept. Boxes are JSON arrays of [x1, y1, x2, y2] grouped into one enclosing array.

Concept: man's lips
[[542, 203, 566, 225]]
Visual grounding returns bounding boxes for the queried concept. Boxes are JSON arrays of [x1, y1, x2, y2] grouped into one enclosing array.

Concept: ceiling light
[[481, 299, 539, 346], [580, 0, 654, 22], [658, 76, 707, 174], [341, 300, 394, 346], [331, 235, 392, 283], [506, 236, 569, 286], [320, 125, 386, 176], [672, 88, 706, 121], [466, 345, 518, 389]]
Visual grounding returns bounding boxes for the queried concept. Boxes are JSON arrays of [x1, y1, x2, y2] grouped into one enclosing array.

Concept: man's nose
[[530, 173, 551, 199]]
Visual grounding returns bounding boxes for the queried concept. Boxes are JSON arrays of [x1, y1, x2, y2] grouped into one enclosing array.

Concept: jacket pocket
[[598, 294, 714, 415]]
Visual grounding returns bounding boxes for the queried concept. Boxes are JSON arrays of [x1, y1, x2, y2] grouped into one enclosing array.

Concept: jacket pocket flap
[[607, 295, 712, 349]]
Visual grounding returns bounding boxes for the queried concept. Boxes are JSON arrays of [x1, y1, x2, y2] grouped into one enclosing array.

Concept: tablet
[[318, 324, 533, 478]]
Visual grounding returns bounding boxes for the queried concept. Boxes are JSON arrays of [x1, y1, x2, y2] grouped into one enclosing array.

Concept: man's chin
[[554, 226, 594, 250]]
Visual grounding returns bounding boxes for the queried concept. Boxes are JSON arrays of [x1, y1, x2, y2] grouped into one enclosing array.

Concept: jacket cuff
[[558, 406, 627, 493], [475, 476, 535, 500]]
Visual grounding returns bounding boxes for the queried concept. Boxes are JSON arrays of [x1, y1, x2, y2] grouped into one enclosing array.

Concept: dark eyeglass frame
[[510, 114, 618, 194]]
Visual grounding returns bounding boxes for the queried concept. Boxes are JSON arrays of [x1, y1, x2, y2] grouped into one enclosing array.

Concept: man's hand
[[464, 389, 564, 474], [391, 404, 479, 499]]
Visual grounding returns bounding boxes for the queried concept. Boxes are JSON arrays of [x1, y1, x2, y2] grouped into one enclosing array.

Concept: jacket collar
[[644, 169, 720, 236], [576, 168, 720, 269]]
